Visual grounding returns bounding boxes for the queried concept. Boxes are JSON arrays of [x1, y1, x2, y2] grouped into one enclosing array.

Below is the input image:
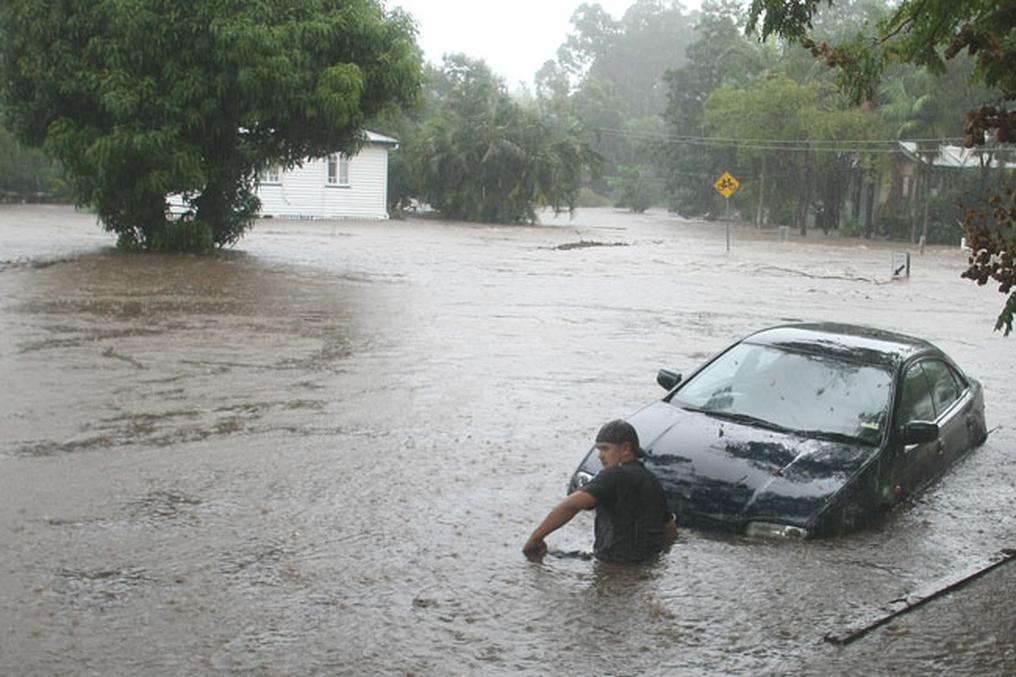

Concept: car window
[[898, 363, 936, 423], [921, 360, 963, 415], [672, 342, 891, 444]]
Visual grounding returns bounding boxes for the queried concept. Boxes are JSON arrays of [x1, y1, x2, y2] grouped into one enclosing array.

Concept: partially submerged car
[[568, 323, 987, 539]]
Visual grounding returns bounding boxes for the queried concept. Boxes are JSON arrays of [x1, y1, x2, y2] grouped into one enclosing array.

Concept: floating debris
[[551, 240, 630, 251]]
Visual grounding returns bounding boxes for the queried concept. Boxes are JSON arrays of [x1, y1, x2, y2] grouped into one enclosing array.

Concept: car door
[[890, 361, 939, 498], [890, 358, 973, 497], [920, 359, 974, 471]]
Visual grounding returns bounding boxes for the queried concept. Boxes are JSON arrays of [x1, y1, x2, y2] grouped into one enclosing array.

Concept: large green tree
[[410, 55, 598, 224], [0, 0, 421, 251], [746, 0, 1016, 333]]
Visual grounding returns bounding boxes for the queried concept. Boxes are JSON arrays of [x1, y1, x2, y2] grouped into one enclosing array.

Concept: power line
[[591, 127, 1014, 155], [597, 126, 966, 145]]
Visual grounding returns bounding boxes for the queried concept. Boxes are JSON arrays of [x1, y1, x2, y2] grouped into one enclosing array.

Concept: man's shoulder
[[588, 461, 661, 493], [583, 463, 625, 498], [607, 461, 660, 488], [589, 462, 630, 482]]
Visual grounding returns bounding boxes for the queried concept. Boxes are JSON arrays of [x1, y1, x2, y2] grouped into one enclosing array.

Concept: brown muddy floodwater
[[1, 204, 1014, 675]]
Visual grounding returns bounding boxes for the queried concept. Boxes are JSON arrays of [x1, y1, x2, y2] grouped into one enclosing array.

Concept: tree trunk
[[755, 156, 766, 228], [829, 199, 840, 234], [921, 171, 931, 246], [798, 155, 811, 237], [864, 170, 877, 239], [195, 179, 230, 233], [908, 164, 918, 243], [851, 167, 862, 220]]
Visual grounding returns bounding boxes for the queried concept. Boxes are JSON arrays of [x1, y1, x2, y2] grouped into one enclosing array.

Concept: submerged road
[[1, 205, 1014, 674]]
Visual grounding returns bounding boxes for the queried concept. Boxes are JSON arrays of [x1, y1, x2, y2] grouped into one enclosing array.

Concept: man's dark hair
[[595, 419, 644, 456]]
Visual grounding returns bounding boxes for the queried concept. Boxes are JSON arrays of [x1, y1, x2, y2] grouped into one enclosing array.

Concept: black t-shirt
[[581, 460, 670, 564]]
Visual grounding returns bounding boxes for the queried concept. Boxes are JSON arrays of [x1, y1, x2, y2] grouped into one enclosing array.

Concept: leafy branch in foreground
[[961, 194, 1016, 335]]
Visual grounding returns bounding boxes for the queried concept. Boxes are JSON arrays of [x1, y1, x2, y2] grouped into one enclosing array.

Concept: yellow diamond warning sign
[[714, 171, 740, 198]]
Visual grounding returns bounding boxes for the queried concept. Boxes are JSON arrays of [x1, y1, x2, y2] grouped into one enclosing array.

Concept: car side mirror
[[902, 420, 939, 445], [657, 369, 682, 391]]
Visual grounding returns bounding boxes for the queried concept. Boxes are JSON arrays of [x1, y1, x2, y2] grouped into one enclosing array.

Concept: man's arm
[[522, 490, 598, 560]]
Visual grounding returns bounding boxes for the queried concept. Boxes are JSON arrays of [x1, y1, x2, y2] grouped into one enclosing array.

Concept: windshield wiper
[[684, 407, 792, 433]]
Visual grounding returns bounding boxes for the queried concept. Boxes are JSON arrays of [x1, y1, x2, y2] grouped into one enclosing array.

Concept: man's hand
[[522, 536, 548, 561], [523, 490, 598, 561]]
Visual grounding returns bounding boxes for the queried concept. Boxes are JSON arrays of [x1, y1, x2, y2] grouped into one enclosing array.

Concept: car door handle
[[937, 440, 945, 454], [965, 416, 976, 429]]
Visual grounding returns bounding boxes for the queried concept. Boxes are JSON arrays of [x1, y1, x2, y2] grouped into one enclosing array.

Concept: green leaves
[[609, 164, 662, 213], [315, 64, 365, 129], [409, 56, 598, 224], [746, 0, 833, 42]]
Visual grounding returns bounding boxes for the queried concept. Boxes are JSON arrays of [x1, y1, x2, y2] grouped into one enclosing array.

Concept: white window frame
[[259, 166, 282, 184], [327, 154, 350, 186]]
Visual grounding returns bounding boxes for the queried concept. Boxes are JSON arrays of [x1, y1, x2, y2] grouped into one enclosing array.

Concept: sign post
[[713, 171, 740, 252]]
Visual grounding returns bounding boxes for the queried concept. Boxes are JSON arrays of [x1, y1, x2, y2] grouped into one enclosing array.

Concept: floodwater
[[1, 204, 1014, 675]]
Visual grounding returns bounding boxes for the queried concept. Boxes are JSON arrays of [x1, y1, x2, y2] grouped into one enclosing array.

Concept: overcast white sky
[[390, 1, 700, 89]]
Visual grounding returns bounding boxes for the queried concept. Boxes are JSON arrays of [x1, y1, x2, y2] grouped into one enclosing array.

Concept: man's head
[[594, 419, 643, 468]]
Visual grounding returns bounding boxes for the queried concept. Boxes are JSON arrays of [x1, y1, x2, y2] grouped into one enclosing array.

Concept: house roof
[[898, 141, 1016, 169], [366, 130, 399, 147]]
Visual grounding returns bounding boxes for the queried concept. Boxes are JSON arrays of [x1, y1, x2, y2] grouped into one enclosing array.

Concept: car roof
[[743, 323, 938, 369]]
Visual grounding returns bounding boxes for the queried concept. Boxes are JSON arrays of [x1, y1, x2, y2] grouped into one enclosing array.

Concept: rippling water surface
[[1, 205, 1014, 675]]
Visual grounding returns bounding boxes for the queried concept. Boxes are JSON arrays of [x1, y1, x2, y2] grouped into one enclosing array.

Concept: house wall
[[257, 145, 390, 220]]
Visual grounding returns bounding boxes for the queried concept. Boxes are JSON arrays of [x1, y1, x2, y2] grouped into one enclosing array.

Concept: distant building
[[256, 131, 398, 220], [866, 141, 1016, 241], [894, 141, 1016, 197]]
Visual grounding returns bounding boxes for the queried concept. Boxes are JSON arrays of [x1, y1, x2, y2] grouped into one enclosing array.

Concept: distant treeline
[[375, 0, 1013, 244], [5, 0, 1012, 247]]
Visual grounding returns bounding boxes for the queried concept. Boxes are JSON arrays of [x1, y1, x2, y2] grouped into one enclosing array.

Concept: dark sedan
[[567, 323, 988, 539]]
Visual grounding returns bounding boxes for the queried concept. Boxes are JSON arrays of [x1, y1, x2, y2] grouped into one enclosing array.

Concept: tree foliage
[[610, 164, 662, 212], [662, 1, 764, 214], [746, 0, 1016, 333], [0, 0, 421, 251], [409, 55, 599, 224], [539, 1, 698, 198], [557, 0, 695, 119], [705, 75, 882, 232]]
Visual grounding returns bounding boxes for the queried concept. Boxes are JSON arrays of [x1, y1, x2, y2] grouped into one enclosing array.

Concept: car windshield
[[671, 342, 891, 444]]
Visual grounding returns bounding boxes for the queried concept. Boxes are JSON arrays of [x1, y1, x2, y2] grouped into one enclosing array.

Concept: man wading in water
[[523, 419, 678, 564]]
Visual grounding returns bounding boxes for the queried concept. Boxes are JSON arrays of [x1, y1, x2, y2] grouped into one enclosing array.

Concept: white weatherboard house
[[257, 131, 398, 220]]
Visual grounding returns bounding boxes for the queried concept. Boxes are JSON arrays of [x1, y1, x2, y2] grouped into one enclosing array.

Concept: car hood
[[625, 402, 878, 529]]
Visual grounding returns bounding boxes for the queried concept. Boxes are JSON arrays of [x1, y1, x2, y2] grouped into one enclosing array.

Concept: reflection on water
[[1, 205, 1014, 674]]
